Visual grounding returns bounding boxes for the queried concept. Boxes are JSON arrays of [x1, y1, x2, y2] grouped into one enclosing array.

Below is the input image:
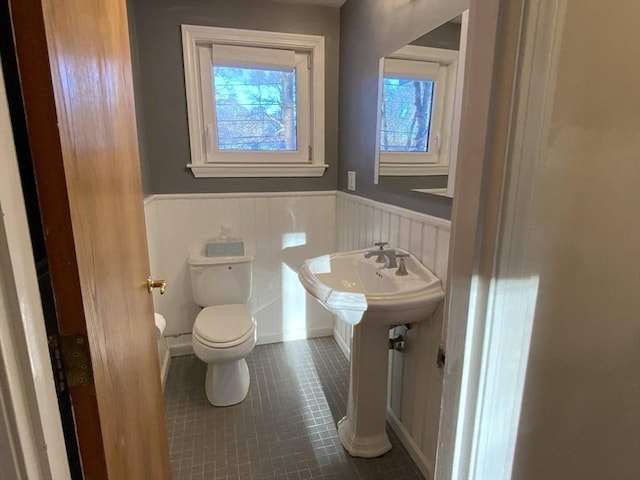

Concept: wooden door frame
[[2, 0, 170, 476], [7, 0, 110, 475], [0, 54, 71, 480]]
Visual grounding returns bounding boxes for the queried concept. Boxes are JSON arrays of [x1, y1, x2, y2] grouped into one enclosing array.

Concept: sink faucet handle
[[395, 253, 409, 276], [373, 242, 388, 263]]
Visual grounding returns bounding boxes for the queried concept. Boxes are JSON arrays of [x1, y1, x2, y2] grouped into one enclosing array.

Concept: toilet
[[188, 252, 256, 406]]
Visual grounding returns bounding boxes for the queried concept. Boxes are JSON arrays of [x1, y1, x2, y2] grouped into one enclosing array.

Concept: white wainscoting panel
[[145, 190, 449, 477], [335, 192, 450, 480], [144, 192, 336, 346]]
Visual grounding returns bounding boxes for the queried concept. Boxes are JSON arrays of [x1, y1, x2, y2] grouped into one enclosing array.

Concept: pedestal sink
[[298, 248, 444, 457]]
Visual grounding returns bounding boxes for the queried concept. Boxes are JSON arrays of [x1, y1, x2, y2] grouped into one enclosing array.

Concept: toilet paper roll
[[154, 313, 166, 337]]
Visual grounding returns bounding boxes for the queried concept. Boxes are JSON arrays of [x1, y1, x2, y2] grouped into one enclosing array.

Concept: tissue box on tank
[[206, 241, 245, 257]]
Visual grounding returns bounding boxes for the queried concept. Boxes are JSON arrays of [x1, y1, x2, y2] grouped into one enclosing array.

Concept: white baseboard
[[160, 348, 171, 390], [333, 326, 350, 360], [167, 334, 194, 356], [167, 326, 335, 357], [387, 407, 433, 480], [257, 325, 334, 345]]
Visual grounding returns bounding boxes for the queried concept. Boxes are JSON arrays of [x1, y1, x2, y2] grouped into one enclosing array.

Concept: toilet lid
[[193, 304, 254, 345]]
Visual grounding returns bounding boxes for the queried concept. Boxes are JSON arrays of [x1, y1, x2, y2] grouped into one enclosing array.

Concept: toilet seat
[[193, 304, 255, 349]]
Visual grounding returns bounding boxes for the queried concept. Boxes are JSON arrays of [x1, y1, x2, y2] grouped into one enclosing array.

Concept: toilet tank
[[188, 253, 253, 307]]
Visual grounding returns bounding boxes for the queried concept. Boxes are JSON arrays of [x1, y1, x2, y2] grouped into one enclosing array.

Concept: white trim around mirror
[[374, 20, 469, 196], [446, 10, 469, 197]]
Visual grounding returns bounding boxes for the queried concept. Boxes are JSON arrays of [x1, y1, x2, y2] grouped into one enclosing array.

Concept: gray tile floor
[[164, 337, 424, 480]]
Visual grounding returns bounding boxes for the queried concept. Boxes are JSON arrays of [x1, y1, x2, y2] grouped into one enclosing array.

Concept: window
[[378, 46, 458, 176], [182, 25, 327, 177]]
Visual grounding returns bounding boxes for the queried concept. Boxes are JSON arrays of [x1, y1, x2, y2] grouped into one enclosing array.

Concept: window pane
[[380, 77, 434, 152], [213, 66, 297, 151]]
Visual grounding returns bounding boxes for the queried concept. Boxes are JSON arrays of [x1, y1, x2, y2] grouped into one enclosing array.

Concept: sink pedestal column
[[338, 322, 392, 457]]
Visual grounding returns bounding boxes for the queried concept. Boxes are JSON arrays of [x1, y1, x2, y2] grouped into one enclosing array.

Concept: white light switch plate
[[347, 171, 356, 191]]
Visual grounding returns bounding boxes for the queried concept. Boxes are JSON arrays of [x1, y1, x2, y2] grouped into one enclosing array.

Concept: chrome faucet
[[364, 248, 397, 268], [372, 242, 388, 263]]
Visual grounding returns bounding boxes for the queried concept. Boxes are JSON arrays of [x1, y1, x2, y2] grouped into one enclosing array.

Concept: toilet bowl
[[192, 304, 256, 406], [188, 252, 255, 407]]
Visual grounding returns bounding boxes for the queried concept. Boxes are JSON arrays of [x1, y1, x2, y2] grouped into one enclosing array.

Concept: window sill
[[411, 188, 450, 197], [187, 163, 329, 178], [378, 164, 449, 176]]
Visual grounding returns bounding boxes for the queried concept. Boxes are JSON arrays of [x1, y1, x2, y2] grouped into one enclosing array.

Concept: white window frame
[[377, 45, 458, 177], [182, 25, 327, 177]]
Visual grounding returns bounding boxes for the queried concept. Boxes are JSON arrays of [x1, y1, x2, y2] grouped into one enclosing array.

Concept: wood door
[[8, 0, 171, 478]]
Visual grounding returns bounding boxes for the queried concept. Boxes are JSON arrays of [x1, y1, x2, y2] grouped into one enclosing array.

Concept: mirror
[[374, 9, 469, 198]]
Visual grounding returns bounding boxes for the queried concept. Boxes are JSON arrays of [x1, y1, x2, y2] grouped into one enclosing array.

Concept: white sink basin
[[298, 248, 445, 458], [298, 248, 444, 326]]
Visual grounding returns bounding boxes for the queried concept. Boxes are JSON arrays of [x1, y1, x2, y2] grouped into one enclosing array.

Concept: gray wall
[[127, 0, 152, 196], [412, 21, 461, 50], [128, 0, 340, 194], [338, 0, 467, 219]]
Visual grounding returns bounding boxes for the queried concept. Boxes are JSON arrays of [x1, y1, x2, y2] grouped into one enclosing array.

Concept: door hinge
[[308, 145, 312, 161], [307, 55, 312, 70], [48, 334, 93, 394]]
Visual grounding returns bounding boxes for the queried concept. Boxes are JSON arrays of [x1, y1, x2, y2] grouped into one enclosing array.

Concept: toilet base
[[204, 358, 250, 406]]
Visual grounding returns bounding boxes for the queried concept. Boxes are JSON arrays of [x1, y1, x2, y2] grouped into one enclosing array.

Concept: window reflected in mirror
[[378, 46, 457, 176], [380, 76, 434, 153], [375, 10, 469, 198]]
